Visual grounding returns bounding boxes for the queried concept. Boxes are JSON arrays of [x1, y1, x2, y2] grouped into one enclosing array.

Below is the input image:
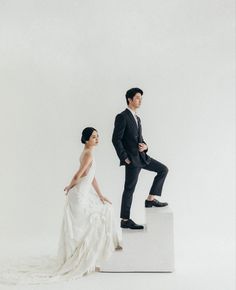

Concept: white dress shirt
[[127, 107, 138, 127]]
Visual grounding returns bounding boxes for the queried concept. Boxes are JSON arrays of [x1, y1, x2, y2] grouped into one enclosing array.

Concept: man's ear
[[128, 98, 132, 104]]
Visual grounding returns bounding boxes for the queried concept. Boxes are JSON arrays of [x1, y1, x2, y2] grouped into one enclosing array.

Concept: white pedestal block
[[101, 207, 174, 272]]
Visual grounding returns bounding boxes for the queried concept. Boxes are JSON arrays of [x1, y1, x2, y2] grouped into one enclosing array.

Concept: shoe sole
[[145, 204, 168, 208], [121, 225, 144, 230]]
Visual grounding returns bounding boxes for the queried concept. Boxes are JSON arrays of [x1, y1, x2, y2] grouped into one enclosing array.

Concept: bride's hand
[[99, 195, 112, 204], [64, 186, 70, 195]]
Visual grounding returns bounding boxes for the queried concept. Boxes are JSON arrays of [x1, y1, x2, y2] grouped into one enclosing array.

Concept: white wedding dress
[[0, 154, 122, 284]]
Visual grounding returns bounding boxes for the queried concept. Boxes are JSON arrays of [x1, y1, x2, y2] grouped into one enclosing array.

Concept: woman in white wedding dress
[[0, 127, 122, 284]]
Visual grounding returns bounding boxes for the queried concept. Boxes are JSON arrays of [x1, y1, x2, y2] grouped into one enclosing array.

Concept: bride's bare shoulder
[[80, 149, 93, 163]]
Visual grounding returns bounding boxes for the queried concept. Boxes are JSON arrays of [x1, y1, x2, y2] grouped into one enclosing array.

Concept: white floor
[[101, 207, 174, 272], [0, 234, 234, 290]]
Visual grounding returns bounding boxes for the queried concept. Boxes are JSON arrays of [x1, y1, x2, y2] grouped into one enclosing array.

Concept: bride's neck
[[84, 144, 94, 150]]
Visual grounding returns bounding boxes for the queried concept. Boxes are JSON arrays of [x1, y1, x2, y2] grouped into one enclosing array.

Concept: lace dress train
[[0, 157, 122, 284]]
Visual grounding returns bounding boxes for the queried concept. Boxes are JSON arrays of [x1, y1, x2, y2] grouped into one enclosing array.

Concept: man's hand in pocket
[[125, 158, 131, 165]]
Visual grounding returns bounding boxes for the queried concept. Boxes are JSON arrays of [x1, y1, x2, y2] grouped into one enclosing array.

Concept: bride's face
[[87, 130, 99, 146]]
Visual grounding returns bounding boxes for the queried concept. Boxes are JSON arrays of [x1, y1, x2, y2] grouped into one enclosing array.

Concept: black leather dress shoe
[[120, 219, 144, 230], [145, 199, 168, 208]]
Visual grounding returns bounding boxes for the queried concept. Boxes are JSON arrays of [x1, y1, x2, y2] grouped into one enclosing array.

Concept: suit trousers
[[120, 158, 169, 219]]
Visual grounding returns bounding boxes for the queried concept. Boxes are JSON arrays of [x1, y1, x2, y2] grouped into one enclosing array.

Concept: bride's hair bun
[[81, 127, 97, 144]]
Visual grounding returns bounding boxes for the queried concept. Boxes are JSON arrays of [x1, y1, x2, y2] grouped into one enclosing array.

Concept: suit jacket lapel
[[125, 109, 139, 132]]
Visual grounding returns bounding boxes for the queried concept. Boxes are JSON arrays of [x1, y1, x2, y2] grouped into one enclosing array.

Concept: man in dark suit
[[112, 88, 169, 230]]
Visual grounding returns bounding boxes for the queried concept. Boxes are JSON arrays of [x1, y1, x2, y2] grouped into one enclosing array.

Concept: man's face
[[128, 93, 142, 109]]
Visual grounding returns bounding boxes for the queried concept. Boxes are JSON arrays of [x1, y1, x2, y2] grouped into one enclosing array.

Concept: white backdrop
[[0, 0, 235, 289]]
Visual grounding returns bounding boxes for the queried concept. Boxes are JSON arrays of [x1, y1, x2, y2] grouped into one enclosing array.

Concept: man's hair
[[125, 88, 143, 105]]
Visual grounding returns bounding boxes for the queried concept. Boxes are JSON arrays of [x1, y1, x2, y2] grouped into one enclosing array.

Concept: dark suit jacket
[[112, 109, 151, 167]]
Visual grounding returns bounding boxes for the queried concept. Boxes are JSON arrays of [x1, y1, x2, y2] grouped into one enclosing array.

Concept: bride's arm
[[64, 152, 92, 194], [92, 177, 103, 198], [92, 177, 112, 204]]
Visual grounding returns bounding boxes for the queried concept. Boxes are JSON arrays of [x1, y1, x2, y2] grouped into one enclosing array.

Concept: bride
[[0, 127, 122, 284]]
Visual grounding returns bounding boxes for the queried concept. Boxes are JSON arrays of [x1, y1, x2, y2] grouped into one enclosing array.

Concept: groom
[[112, 88, 169, 230]]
